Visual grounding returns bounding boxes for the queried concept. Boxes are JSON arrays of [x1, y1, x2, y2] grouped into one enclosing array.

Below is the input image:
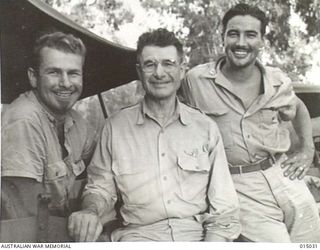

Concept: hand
[[304, 175, 320, 188], [68, 210, 103, 242], [281, 149, 314, 180]]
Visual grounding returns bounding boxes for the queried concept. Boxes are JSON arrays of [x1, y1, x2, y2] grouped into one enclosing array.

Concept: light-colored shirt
[[1, 91, 96, 214], [83, 99, 240, 240], [182, 58, 297, 165]]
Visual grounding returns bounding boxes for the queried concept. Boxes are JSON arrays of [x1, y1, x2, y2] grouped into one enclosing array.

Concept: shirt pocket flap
[[178, 155, 210, 172], [203, 107, 228, 117], [46, 161, 67, 180]]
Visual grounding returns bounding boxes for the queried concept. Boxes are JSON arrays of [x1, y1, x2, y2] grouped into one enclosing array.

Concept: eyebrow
[[226, 29, 259, 34]]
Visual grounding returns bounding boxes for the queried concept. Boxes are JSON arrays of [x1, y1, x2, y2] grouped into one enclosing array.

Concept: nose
[[237, 34, 246, 46], [154, 62, 166, 78], [59, 72, 71, 88]]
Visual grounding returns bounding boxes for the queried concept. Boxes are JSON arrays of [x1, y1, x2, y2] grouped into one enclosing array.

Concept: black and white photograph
[[1, 0, 319, 248]]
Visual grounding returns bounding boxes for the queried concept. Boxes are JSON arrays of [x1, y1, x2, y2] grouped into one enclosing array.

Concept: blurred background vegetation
[[41, 0, 320, 133]]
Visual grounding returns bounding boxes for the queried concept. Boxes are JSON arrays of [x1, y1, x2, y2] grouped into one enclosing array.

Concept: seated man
[[1, 31, 96, 219], [68, 28, 241, 242]]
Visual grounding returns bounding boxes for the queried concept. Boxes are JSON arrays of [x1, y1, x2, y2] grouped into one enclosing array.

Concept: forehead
[[140, 45, 179, 61], [226, 15, 262, 33], [39, 47, 84, 67]]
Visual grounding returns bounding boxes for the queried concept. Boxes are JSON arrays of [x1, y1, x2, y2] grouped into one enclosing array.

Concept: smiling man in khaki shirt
[[181, 3, 320, 242], [1, 32, 96, 218], [68, 28, 240, 242]]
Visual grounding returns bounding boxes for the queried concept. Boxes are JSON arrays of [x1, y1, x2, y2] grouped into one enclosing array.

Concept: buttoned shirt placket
[[145, 109, 181, 241]]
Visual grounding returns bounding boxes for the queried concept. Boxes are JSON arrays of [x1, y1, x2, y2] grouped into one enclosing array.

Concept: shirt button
[[163, 176, 167, 181], [167, 200, 171, 204], [247, 135, 251, 139], [161, 153, 165, 157], [195, 166, 200, 170]]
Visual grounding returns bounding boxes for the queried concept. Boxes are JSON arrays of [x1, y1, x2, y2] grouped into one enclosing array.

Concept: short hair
[[222, 3, 268, 36], [137, 28, 183, 61], [31, 31, 86, 70]]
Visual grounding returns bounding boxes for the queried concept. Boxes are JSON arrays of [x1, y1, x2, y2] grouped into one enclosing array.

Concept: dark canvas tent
[[0, 0, 138, 104]]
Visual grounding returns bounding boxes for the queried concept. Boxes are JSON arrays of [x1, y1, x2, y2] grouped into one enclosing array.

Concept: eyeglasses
[[139, 59, 180, 73]]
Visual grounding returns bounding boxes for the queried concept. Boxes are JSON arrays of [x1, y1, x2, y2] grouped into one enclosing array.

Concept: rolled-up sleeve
[[82, 120, 117, 220], [1, 119, 46, 182], [203, 123, 241, 240]]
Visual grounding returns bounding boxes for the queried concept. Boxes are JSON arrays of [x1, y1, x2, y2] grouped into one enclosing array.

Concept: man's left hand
[[281, 149, 314, 180]]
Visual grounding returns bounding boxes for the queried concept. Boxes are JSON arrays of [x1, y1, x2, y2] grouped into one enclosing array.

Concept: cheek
[[74, 81, 83, 91]]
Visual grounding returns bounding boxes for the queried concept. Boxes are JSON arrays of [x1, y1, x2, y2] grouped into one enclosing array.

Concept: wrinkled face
[[28, 47, 83, 115], [223, 15, 264, 68], [137, 45, 185, 101]]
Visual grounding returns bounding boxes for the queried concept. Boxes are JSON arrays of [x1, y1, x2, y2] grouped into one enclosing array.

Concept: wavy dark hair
[[222, 3, 269, 37], [137, 28, 183, 62]]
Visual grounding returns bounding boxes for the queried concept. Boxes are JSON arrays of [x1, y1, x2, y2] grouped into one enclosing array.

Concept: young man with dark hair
[[181, 3, 320, 242]]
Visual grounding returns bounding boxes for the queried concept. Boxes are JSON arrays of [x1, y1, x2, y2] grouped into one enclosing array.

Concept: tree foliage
[[140, 0, 320, 83], [44, 0, 134, 38]]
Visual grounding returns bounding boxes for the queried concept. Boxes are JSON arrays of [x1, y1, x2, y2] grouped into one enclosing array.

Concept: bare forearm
[[292, 98, 314, 151], [81, 193, 106, 216]]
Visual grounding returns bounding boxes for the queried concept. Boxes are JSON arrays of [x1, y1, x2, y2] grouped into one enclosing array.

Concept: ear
[[259, 35, 266, 51], [28, 67, 37, 88], [179, 61, 187, 81], [221, 33, 225, 47], [136, 63, 143, 81]]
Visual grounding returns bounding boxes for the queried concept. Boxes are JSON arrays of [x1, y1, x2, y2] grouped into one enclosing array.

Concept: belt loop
[[239, 165, 243, 174]]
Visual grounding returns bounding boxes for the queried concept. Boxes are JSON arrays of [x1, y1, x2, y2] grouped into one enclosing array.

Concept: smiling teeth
[[56, 92, 72, 97], [234, 50, 248, 56]]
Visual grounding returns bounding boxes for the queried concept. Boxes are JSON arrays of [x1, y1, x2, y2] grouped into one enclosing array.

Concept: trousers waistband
[[229, 154, 283, 175]]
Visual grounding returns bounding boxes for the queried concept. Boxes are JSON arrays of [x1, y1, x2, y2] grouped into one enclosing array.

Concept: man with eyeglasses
[[68, 28, 241, 242]]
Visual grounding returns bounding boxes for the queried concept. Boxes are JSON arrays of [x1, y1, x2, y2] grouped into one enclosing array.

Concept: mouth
[[54, 91, 74, 98], [151, 81, 170, 86], [232, 49, 250, 58]]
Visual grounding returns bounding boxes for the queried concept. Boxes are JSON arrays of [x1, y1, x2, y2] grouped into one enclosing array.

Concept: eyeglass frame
[[137, 58, 183, 73]]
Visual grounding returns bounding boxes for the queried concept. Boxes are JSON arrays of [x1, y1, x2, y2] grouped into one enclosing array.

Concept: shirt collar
[[136, 97, 190, 126], [200, 56, 270, 95]]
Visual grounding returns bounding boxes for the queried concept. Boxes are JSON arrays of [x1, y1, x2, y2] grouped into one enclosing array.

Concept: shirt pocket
[[259, 109, 279, 146], [113, 163, 151, 206], [177, 154, 210, 201], [44, 160, 68, 211], [259, 109, 279, 125]]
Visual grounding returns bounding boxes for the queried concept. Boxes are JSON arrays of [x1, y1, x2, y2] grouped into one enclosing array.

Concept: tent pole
[[97, 93, 108, 119]]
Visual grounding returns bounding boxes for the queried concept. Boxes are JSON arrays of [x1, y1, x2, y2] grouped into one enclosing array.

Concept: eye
[[48, 70, 59, 75], [143, 62, 156, 70], [247, 32, 258, 38], [162, 60, 176, 67], [227, 31, 238, 37], [69, 71, 82, 77]]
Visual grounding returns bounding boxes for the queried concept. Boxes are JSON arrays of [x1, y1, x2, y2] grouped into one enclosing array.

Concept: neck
[[144, 95, 176, 124], [222, 61, 258, 84]]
